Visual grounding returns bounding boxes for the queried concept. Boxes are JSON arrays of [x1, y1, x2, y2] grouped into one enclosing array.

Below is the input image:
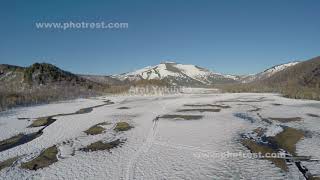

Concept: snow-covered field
[[0, 91, 319, 179]]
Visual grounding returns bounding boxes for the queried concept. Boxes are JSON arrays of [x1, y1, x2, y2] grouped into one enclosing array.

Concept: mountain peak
[[115, 62, 237, 86]]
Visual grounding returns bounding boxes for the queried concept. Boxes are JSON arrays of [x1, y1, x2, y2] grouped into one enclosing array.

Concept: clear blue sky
[[0, 0, 319, 75]]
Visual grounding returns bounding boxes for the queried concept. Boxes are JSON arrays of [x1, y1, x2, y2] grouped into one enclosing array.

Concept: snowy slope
[[260, 62, 300, 77], [239, 62, 300, 83], [115, 62, 237, 86]]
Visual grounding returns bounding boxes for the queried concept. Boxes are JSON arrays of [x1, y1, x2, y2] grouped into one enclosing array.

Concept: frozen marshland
[[0, 90, 320, 179]]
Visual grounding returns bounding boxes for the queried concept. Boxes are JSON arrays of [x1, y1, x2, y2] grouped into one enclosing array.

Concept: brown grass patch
[[0, 156, 19, 171], [117, 107, 130, 109], [272, 127, 305, 155], [269, 117, 302, 123], [159, 114, 203, 120], [114, 122, 133, 132], [176, 109, 221, 113], [21, 146, 58, 170], [29, 117, 56, 127], [85, 126, 105, 135], [184, 104, 231, 109], [75, 107, 93, 114], [241, 139, 288, 171], [81, 139, 124, 152], [309, 176, 320, 180]]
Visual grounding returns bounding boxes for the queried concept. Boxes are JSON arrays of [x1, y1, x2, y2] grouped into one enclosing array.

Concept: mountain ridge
[[239, 61, 300, 83], [109, 61, 301, 86], [113, 62, 238, 86], [221, 56, 320, 100]]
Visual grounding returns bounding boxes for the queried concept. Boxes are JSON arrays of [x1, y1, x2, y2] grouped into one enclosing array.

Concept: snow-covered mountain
[[239, 61, 300, 83], [114, 62, 237, 86], [259, 61, 300, 77], [112, 61, 301, 86]]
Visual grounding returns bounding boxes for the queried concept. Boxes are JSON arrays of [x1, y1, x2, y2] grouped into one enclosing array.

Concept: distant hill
[[221, 56, 320, 100], [0, 63, 108, 111], [260, 57, 320, 88], [239, 62, 300, 83]]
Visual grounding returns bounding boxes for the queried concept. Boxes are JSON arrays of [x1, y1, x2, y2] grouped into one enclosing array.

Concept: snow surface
[[264, 125, 283, 137], [174, 64, 209, 77], [0, 91, 319, 179]]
